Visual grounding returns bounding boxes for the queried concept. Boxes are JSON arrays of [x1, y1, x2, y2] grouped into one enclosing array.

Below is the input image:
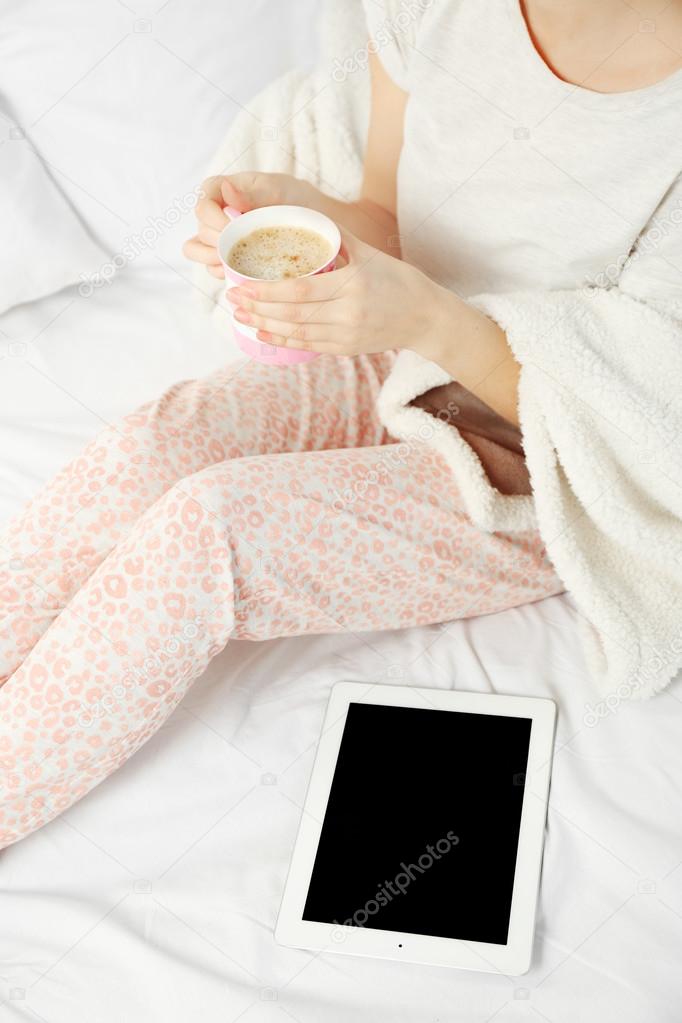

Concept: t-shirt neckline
[[506, 0, 682, 110]]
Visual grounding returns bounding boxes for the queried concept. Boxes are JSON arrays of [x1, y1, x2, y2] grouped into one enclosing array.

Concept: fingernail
[[257, 330, 274, 343], [234, 309, 252, 324], [225, 291, 239, 305]]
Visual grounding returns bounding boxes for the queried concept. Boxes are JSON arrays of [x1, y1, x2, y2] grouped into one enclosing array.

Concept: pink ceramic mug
[[218, 204, 341, 366]]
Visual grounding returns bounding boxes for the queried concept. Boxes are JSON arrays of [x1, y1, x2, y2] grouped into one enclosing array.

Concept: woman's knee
[[163, 458, 285, 556], [167, 460, 239, 521], [142, 463, 235, 553]]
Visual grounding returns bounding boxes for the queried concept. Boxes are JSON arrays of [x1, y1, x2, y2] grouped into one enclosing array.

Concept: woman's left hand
[[226, 228, 453, 356]]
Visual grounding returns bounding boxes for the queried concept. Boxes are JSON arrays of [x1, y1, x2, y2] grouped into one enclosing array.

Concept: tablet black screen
[[302, 702, 532, 945]]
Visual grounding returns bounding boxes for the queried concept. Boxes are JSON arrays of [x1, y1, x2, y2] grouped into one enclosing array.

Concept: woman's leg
[[0, 437, 562, 847], [0, 353, 395, 680]]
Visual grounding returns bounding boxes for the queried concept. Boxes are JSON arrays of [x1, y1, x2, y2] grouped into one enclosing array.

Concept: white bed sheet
[[1, 267, 681, 1023]]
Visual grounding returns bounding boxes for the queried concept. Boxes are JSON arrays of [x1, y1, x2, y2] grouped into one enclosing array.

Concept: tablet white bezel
[[275, 681, 556, 975]]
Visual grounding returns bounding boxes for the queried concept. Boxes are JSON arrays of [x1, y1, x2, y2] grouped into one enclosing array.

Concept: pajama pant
[[0, 352, 562, 848]]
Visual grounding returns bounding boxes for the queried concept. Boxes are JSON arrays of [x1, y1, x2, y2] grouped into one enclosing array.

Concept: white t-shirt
[[364, 1, 682, 697], [363, 0, 682, 303]]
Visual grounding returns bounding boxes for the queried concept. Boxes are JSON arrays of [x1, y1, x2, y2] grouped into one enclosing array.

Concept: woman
[[2, 0, 681, 846]]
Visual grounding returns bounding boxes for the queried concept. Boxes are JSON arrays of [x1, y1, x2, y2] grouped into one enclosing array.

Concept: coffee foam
[[228, 226, 332, 280]]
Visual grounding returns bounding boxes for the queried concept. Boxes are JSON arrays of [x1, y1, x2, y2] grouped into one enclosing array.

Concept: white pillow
[[0, 0, 320, 276], [0, 105, 106, 314]]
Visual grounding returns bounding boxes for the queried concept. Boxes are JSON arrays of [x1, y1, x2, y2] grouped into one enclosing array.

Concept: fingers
[[234, 265, 354, 304], [222, 172, 283, 211], [197, 176, 224, 203], [183, 236, 221, 267], [233, 307, 345, 342], [194, 173, 253, 232], [254, 323, 344, 349], [197, 222, 221, 246], [192, 173, 265, 246], [227, 294, 345, 325], [220, 175, 253, 213], [254, 324, 353, 356], [195, 184, 230, 233]]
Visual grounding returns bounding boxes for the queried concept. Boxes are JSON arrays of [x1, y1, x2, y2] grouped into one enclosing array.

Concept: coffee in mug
[[227, 225, 333, 281], [218, 204, 341, 366]]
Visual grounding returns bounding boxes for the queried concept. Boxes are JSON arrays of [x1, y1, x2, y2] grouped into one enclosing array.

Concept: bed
[[1, 2, 681, 1020]]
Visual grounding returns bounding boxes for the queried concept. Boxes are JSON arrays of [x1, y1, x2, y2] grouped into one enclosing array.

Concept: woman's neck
[[522, 0, 682, 93]]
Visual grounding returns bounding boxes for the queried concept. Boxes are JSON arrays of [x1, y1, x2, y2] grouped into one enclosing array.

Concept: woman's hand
[[227, 228, 454, 356], [183, 172, 316, 279]]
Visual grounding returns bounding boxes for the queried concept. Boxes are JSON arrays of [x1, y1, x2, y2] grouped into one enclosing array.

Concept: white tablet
[[275, 681, 556, 975]]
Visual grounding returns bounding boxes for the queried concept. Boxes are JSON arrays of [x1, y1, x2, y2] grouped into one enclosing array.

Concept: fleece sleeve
[[467, 173, 682, 698]]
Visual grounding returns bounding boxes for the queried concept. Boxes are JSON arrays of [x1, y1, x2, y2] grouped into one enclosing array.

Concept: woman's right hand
[[183, 172, 314, 278]]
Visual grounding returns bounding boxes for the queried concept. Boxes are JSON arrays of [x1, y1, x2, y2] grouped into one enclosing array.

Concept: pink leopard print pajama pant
[[0, 352, 562, 848]]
